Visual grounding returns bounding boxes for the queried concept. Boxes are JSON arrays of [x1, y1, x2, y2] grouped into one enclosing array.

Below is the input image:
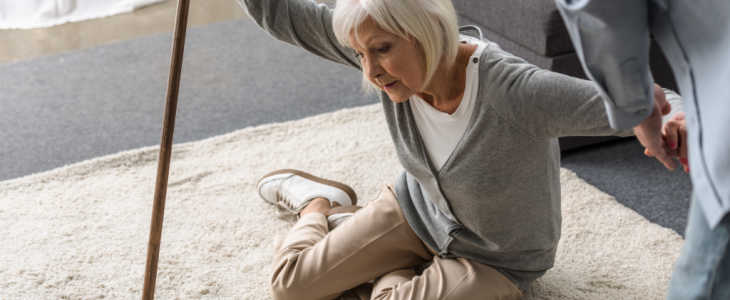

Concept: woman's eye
[[377, 45, 390, 53]]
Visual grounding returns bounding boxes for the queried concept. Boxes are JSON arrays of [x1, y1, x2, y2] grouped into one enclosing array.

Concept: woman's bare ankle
[[325, 205, 361, 217], [300, 197, 331, 216]]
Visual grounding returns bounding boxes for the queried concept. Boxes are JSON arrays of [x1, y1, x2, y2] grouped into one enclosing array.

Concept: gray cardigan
[[240, 0, 630, 290]]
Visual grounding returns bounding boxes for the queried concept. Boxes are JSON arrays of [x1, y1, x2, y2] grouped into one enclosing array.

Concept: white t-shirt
[[409, 37, 486, 170]]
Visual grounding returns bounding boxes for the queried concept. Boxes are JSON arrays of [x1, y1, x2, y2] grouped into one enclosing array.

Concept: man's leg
[[371, 255, 522, 300], [270, 186, 432, 300], [667, 195, 730, 300], [711, 243, 730, 299]]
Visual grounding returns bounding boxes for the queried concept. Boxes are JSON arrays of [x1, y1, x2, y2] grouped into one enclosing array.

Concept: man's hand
[[635, 84, 677, 170]]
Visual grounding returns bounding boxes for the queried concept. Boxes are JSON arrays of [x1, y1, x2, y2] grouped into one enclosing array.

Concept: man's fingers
[[654, 84, 671, 115], [662, 102, 672, 115], [635, 97, 676, 171], [644, 136, 677, 170], [645, 132, 676, 170], [654, 149, 678, 170], [661, 102, 672, 115]]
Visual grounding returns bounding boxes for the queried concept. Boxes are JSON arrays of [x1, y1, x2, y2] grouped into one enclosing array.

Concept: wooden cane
[[142, 0, 191, 299]]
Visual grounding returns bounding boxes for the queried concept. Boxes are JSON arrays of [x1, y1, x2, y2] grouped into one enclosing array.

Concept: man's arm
[[555, 0, 677, 170], [555, 0, 653, 129]]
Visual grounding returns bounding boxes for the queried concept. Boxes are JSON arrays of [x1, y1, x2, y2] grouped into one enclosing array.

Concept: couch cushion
[[461, 15, 586, 79], [453, 0, 573, 57], [460, 15, 678, 92]]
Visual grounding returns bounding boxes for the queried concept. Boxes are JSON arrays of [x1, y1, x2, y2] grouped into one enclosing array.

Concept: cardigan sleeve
[[237, 0, 361, 69], [481, 42, 631, 138], [481, 42, 686, 138]]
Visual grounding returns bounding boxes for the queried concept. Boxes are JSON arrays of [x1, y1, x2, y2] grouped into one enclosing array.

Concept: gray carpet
[[0, 18, 373, 181], [0, 18, 691, 235], [562, 139, 692, 235]]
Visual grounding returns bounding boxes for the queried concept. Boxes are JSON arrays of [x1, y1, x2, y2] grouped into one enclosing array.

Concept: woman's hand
[[663, 112, 688, 173], [644, 112, 688, 173]]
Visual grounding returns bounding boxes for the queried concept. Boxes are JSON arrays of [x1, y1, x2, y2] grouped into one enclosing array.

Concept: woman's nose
[[364, 58, 382, 81]]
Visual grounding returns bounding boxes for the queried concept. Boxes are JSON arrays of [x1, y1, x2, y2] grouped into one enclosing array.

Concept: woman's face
[[349, 17, 427, 103]]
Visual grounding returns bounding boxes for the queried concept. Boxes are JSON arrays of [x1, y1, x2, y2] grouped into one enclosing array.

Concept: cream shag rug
[[0, 104, 682, 299]]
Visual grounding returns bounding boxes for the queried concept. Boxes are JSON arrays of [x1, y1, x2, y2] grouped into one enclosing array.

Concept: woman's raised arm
[[478, 42, 686, 138], [238, 0, 361, 69], [481, 44, 623, 138]]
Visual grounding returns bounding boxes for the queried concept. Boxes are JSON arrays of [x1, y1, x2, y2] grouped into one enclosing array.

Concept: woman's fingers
[[679, 123, 689, 173], [680, 129, 688, 160], [663, 120, 680, 154], [665, 112, 688, 172]]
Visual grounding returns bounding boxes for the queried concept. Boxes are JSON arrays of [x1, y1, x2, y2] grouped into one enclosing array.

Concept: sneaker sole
[[257, 169, 358, 206]]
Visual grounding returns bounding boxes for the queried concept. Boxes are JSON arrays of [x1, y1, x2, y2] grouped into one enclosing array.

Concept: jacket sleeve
[[237, 0, 361, 69], [554, 0, 654, 130]]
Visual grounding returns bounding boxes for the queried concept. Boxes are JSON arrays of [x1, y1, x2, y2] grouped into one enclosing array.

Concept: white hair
[[332, 0, 460, 91]]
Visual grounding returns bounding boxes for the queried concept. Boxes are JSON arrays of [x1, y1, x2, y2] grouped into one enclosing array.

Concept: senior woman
[[241, 0, 666, 299]]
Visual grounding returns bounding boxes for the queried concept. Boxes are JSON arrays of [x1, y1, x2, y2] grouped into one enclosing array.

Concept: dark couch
[[453, 0, 678, 151]]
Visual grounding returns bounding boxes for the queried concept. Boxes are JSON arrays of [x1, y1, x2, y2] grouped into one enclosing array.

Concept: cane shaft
[[142, 0, 190, 299]]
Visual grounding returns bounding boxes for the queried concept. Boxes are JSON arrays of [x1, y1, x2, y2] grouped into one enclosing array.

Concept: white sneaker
[[257, 169, 357, 215]]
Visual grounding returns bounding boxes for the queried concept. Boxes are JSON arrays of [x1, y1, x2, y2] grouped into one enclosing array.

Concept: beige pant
[[270, 186, 522, 300]]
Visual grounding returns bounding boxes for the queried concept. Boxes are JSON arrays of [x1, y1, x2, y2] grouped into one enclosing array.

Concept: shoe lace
[[275, 190, 292, 210]]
